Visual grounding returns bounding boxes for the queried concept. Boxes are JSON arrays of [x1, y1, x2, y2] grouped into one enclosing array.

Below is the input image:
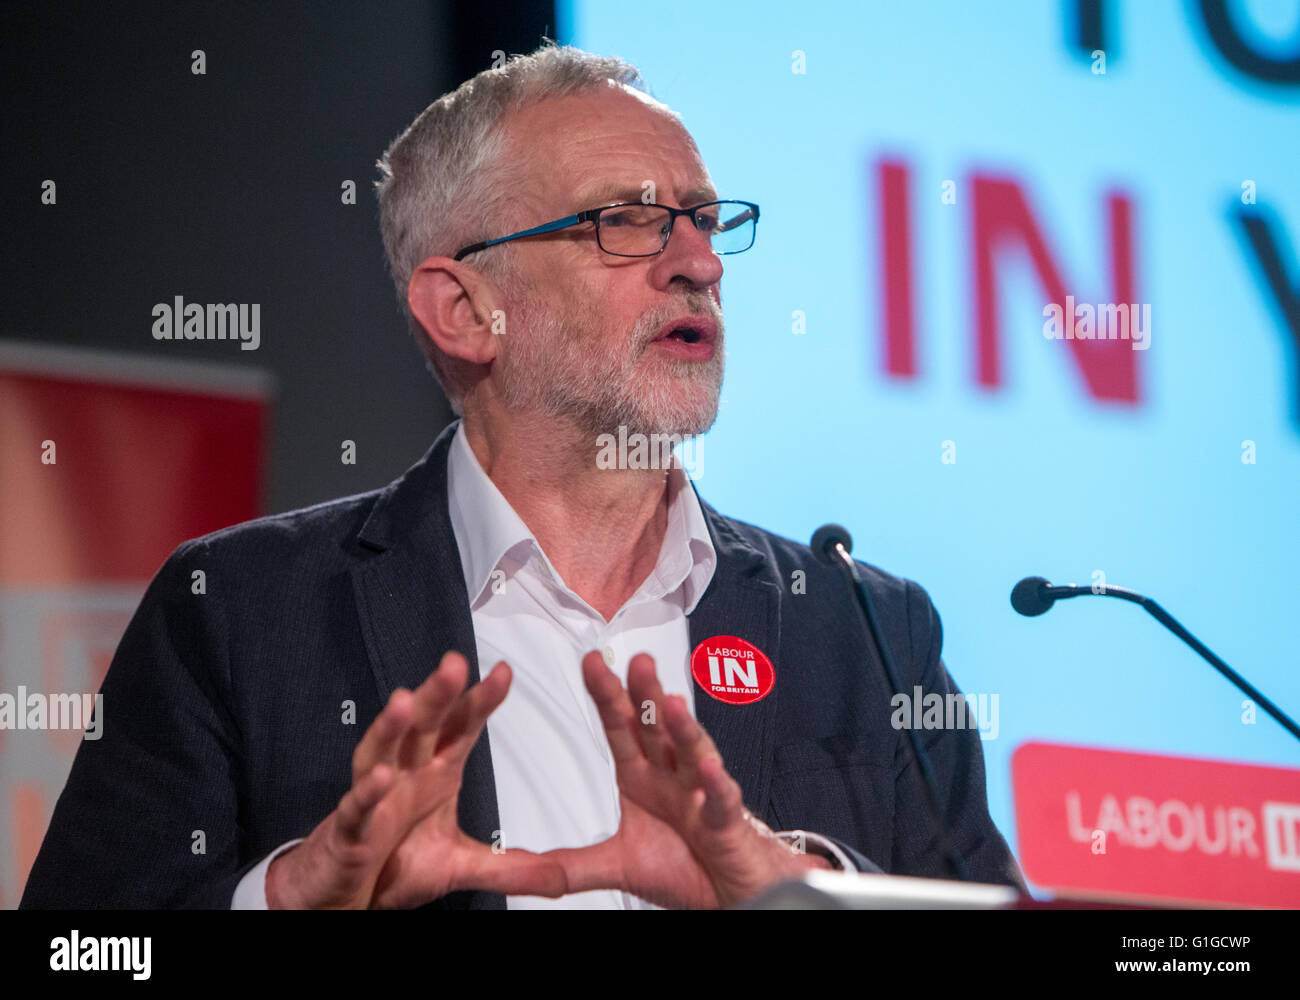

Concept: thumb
[[540, 836, 626, 896], [455, 841, 572, 899]]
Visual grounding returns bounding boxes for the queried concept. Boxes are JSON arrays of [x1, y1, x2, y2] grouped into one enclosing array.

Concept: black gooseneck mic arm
[[812, 524, 971, 882], [1011, 575, 1300, 745]]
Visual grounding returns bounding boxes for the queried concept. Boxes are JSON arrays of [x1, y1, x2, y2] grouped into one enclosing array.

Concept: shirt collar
[[445, 421, 717, 615]]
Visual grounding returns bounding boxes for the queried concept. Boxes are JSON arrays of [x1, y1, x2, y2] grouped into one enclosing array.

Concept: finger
[[580, 650, 643, 766], [696, 753, 744, 831], [396, 650, 470, 769], [662, 693, 722, 789], [335, 762, 395, 843], [456, 843, 571, 898], [626, 653, 675, 771], [352, 687, 415, 782], [434, 660, 513, 764]]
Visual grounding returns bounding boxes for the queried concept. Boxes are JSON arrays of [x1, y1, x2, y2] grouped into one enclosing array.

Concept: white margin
[[0, 338, 276, 400]]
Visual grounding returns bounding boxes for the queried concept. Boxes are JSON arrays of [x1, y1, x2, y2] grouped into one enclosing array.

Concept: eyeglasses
[[452, 199, 760, 261]]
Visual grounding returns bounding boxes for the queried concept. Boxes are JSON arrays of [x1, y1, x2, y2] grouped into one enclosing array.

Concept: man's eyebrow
[[571, 184, 719, 209], [679, 185, 720, 205]]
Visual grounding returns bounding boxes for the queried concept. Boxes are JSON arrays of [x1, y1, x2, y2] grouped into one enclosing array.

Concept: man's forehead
[[505, 87, 713, 208], [570, 179, 718, 208]]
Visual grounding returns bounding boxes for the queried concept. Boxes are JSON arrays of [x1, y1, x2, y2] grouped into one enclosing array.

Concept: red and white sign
[[0, 342, 270, 908], [1013, 741, 1300, 907], [690, 634, 774, 706]]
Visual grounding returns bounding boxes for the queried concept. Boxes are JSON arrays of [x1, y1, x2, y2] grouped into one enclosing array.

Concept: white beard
[[498, 291, 725, 439]]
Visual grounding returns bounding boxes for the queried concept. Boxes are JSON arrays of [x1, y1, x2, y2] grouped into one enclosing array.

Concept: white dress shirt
[[232, 422, 850, 908], [447, 422, 715, 908]]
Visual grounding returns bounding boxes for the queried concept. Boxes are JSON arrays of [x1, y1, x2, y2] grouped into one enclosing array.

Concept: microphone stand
[[1013, 577, 1300, 745], [815, 525, 971, 881]]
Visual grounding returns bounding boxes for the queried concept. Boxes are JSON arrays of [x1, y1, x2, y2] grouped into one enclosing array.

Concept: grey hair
[[375, 41, 652, 412]]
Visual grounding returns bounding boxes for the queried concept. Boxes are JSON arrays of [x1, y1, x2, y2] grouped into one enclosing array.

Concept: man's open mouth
[[652, 316, 718, 347]]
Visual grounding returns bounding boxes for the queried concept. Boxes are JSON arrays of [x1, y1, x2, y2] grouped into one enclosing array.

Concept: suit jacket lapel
[[349, 421, 504, 909], [688, 493, 783, 824]]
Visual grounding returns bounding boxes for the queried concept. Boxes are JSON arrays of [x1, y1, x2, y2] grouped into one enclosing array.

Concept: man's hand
[[545, 651, 829, 909], [266, 651, 567, 909]]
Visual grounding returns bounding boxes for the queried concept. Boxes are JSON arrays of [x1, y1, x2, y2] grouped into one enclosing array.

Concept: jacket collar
[[683, 478, 783, 839]]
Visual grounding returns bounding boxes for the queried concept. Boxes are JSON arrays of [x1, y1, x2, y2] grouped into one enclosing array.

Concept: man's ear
[[407, 257, 502, 366]]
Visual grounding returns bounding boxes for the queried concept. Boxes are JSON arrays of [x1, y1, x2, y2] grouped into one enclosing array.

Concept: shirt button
[[601, 646, 616, 667]]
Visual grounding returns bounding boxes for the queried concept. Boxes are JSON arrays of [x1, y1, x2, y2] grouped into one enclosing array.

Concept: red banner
[[0, 343, 271, 908], [1013, 740, 1300, 907]]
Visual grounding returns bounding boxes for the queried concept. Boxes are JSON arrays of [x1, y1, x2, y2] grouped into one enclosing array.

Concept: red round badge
[[690, 635, 775, 705]]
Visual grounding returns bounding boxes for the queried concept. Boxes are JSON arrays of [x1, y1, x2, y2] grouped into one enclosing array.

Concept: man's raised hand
[[545, 651, 828, 909], [266, 651, 567, 909]]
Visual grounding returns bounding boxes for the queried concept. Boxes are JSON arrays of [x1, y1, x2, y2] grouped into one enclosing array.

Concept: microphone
[[1011, 575, 1300, 744], [812, 524, 971, 882], [810, 523, 853, 565], [1009, 575, 1083, 617]]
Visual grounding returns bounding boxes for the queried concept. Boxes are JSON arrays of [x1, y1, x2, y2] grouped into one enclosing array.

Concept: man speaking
[[21, 42, 1023, 909]]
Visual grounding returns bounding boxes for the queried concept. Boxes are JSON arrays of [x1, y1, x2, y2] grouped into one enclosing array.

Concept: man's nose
[[652, 214, 724, 289]]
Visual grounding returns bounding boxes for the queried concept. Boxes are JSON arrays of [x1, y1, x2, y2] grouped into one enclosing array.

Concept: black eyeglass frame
[[452, 199, 760, 261]]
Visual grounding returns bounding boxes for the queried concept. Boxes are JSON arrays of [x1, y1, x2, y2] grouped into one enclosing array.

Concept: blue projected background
[[560, 0, 1300, 888]]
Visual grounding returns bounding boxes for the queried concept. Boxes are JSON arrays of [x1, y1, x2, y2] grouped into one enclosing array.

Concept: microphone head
[[810, 524, 852, 565], [1011, 576, 1055, 617]]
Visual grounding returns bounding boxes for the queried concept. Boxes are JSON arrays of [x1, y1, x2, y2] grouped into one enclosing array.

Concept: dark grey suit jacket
[[20, 420, 1023, 908]]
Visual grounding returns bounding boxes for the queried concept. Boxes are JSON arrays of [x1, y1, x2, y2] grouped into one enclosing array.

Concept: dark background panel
[[1, 0, 554, 514]]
